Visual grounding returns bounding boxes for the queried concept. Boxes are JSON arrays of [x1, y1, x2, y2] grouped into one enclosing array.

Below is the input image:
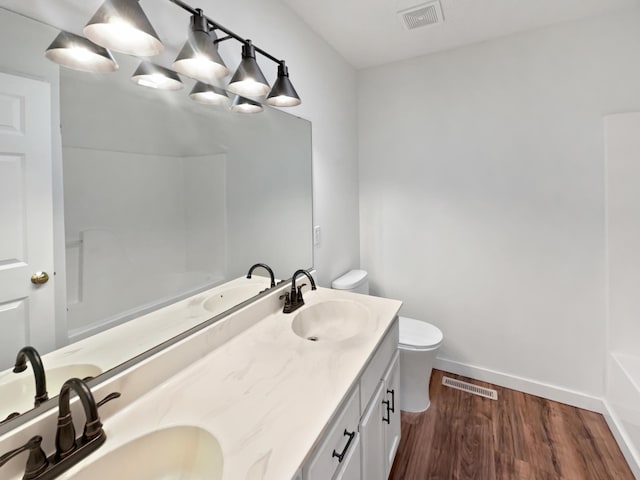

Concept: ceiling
[[282, 0, 639, 69], [2, 0, 638, 71]]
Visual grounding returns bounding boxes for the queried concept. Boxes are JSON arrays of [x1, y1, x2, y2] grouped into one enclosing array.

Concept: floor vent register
[[442, 376, 498, 400]]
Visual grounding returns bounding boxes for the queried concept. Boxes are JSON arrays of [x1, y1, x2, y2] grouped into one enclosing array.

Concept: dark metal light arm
[[167, 0, 283, 65]]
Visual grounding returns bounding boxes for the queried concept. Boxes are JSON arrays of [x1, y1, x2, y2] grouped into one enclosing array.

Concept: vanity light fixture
[[190, 82, 230, 106], [227, 40, 271, 97], [50, 0, 302, 109], [45, 31, 118, 73], [230, 95, 263, 114], [172, 9, 229, 82], [131, 62, 183, 90], [267, 62, 301, 107], [83, 0, 164, 57]]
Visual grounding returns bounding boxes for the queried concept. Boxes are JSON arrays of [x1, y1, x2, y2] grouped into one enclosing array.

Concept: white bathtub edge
[[603, 399, 640, 479]]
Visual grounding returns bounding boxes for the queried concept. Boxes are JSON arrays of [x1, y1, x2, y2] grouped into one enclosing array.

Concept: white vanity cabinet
[[360, 382, 387, 480], [382, 352, 401, 477], [304, 387, 361, 480], [360, 352, 401, 479], [301, 318, 400, 480]]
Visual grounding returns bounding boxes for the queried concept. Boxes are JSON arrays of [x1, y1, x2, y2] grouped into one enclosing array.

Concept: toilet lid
[[332, 269, 368, 290], [399, 316, 443, 349]]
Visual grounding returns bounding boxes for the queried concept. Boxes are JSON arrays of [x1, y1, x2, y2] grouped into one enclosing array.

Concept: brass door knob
[[31, 272, 49, 285]]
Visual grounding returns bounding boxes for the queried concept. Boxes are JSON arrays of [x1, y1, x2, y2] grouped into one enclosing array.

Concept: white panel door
[[0, 71, 55, 368]]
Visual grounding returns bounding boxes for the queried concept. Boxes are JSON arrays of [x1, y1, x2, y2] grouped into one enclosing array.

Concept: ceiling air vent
[[398, 0, 444, 30]]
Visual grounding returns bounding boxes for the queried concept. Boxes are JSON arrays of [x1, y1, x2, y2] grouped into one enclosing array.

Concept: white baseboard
[[603, 400, 640, 479], [435, 357, 605, 413]]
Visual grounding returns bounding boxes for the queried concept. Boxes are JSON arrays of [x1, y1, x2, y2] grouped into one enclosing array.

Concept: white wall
[[184, 154, 227, 276], [358, 9, 640, 402]]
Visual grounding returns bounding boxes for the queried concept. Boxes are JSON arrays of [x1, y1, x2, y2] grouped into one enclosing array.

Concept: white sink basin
[[291, 300, 376, 342], [202, 284, 264, 315], [0, 364, 102, 419], [68, 426, 223, 480]]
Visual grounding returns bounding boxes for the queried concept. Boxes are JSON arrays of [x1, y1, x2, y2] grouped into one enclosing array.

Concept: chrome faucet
[[0, 378, 119, 480], [246, 263, 276, 288], [13, 346, 48, 407], [281, 269, 317, 314]]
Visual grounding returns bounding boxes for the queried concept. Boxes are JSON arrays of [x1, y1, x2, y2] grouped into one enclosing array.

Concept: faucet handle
[[279, 291, 291, 304], [0, 435, 48, 479], [97, 392, 121, 409], [0, 412, 20, 425], [296, 283, 307, 301]]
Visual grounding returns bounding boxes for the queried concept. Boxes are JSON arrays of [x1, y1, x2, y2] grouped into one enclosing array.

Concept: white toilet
[[332, 270, 444, 413], [398, 316, 443, 412]]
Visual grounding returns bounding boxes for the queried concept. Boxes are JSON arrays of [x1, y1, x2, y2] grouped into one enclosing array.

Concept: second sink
[[0, 364, 102, 419], [65, 426, 223, 480], [202, 284, 265, 315], [291, 299, 376, 342]]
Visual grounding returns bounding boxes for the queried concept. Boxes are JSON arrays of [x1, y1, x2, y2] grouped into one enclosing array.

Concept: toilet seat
[[399, 316, 443, 351]]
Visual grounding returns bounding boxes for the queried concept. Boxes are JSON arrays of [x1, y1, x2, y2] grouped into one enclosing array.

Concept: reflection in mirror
[[0, 5, 312, 427]]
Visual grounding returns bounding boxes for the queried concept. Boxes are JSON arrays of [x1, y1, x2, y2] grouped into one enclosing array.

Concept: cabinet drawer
[[304, 387, 360, 480], [359, 317, 399, 413]]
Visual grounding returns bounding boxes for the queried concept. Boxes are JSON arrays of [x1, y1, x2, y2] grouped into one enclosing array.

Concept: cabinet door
[[383, 352, 401, 477], [360, 381, 386, 480], [334, 433, 361, 480], [305, 388, 360, 480]]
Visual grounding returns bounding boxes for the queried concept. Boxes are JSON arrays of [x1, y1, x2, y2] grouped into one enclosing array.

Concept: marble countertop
[[0, 276, 271, 420], [55, 286, 402, 480]]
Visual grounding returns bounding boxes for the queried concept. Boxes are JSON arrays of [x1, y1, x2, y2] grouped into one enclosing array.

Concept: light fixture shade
[[267, 63, 301, 107], [172, 11, 229, 82], [131, 62, 183, 90], [83, 0, 164, 57], [227, 41, 270, 97], [45, 31, 118, 73], [230, 95, 263, 114], [190, 82, 230, 106]]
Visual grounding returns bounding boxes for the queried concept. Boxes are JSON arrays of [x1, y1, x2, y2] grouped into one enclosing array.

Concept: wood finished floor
[[389, 370, 634, 480]]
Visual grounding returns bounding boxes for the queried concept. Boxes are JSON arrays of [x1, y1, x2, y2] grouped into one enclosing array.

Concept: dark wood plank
[[389, 369, 634, 480]]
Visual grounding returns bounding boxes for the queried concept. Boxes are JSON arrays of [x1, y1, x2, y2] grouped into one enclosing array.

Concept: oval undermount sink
[[291, 300, 375, 342], [0, 364, 103, 419], [68, 426, 223, 480], [202, 284, 263, 315]]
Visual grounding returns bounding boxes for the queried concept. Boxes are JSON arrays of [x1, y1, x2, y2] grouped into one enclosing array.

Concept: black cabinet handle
[[387, 388, 395, 413], [332, 429, 355, 463], [382, 400, 390, 423]]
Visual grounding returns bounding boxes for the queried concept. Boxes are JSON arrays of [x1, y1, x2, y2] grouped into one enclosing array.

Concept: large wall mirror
[[0, 4, 312, 431]]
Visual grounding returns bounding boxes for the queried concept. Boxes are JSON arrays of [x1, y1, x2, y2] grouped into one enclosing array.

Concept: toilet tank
[[331, 270, 369, 295]]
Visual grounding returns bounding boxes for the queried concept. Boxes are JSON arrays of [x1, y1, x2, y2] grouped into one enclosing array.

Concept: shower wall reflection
[[59, 55, 312, 342]]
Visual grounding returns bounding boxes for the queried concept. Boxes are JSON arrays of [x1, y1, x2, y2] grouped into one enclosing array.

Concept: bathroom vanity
[[302, 313, 401, 480], [0, 276, 272, 422], [0, 283, 402, 480]]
